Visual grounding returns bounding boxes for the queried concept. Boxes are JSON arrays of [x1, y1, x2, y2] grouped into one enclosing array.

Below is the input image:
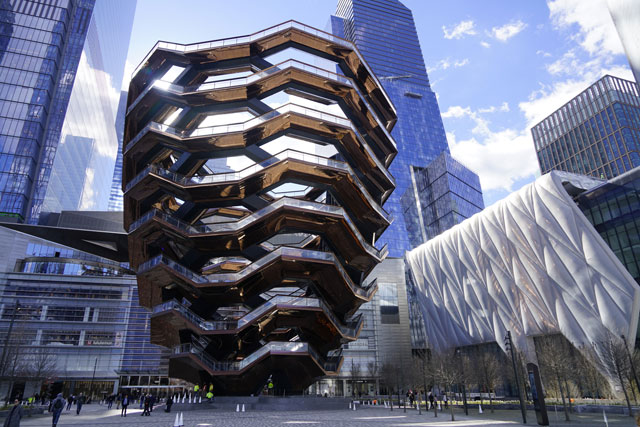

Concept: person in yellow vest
[[267, 379, 274, 396], [193, 384, 200, 398], [208, 384, 213, 393], [205, 391, 213, 402]]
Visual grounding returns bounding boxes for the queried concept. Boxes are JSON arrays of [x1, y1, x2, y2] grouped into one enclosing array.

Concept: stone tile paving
[[16, 404, 638, 426]]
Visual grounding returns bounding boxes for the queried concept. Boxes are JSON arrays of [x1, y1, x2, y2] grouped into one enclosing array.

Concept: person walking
[[66, 395, 73, 411], [139, 393, 145, 409], [3, 399, 24, 427], [141, 395, 151, 416], [75, 394, 85, 415], [149, 394, 155, 412], [51, 393, 65, 427], [116, 393, 121, 410], [120, 395, 129, 417], [164, 396, 173, 413]]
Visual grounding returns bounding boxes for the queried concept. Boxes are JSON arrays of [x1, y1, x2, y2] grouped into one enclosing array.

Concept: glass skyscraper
[[332, 0, 451, 256], [0, 0, 135, 223], [42, 0, 135, 214], [0, 0, 92, 222], [532, 75, 640, 180], [401, 152, 484, 249]]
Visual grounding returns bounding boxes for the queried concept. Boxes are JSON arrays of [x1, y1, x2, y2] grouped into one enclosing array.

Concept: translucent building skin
[[124, 21, 396, 395], [333, 0, 451, 256], [405, 171, 640, 372]]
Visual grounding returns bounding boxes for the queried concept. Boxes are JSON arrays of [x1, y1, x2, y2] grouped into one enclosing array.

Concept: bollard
[[199, 396, 202, 404], [242, 403, 245, 412], [438, 402, 441, 411], [349, 402, 352, 410], [173, 413, 180, 427], [182, 394, 185, 404], [478, 404, 483, 414], [236, 404, 240, 412], [179, 412, 184, 427], [353, 401, 356, 411], [188, 394, 191, 404]]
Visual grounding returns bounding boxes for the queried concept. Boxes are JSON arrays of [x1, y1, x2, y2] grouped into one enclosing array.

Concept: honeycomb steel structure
[[123, 21, 397, 395]]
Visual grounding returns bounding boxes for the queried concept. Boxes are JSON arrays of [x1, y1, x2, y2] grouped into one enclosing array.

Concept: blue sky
[[124, 0, 634, 206]]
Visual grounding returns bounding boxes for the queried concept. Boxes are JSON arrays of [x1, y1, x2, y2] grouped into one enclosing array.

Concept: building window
[[379, 282, 399, 324]]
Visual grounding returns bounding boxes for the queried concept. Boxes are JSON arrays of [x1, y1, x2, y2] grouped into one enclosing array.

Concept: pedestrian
[[141, 395, 151, 416], [51, 393, 65, 427], [66, 395, 73, 411], [443, 394, 448, 409], [121, 395, 129, 417], [107, 394, 113, 409], [149, 394, 155, 412], [116, 393, 121, 410], [164, 396, 173, 413], [3, 399, 24, 427], [139, 393, 145, 409], [205, 391, 213, 402], [428, 392, 434, 410], [75, 393, 85, 415]]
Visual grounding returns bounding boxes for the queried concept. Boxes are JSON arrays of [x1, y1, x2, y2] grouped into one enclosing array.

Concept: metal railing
[[131, 20, 394, 115], [128, 58, 396, 152], [172, 340, 339, 373], [137, 246, 376, 300], [124, 148, 390, 224], [153, 295, 361, 337]]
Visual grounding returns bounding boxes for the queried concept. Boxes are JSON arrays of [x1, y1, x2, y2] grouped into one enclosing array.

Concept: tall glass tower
[[0, 0, 94, 222], [332, 0, 451, 256], [42, 0, 136, 214], [0, 0, 135, 223]]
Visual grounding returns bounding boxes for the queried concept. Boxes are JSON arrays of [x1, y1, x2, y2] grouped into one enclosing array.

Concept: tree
[[598, 334, 634, 417], [577, 344, 609, 402], [27, 348, 58, 381], [349, 359, 361, 397], [536, 335, 574, 421], [432, 348, 463, 421], [474, 351, 501, 413], [367, 360, 379, 396]]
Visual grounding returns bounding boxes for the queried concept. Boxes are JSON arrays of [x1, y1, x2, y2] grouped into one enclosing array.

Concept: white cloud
[[548, 0, 624, 56], [442, 20, 477, 40], [448, 129, 538, 192], [536, 50, 552, 57], [427, 58, 470, 73], [480, 41, 491, 48], [490, 20, 527, 41], [478, 102, 510, 114]]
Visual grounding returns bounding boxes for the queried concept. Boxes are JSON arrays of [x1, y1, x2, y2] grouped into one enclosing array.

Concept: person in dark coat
[[164, 396, 173, 413], [120, 395, 129, 417], [141, 395, 151, 416], [51, 393, 65, 427], [75, 394, 85, 415], [3, 399, 24, 427], [66, 396, 73, 411], [148, 394, 155, 412]]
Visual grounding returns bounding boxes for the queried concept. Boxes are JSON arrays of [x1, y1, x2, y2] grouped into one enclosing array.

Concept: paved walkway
[[16, 404, 639, 426]]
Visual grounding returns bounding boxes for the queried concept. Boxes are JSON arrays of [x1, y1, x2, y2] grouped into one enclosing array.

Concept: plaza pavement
[[16, 404, 639, 426]]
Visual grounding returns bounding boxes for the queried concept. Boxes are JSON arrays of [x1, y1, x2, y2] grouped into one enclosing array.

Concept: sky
[[124, 0, 634, 206]]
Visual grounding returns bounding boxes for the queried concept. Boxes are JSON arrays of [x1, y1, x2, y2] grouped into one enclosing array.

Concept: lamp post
[[505, 331, 526, 424], [0, 300, 21, 404], [0, 300, 21, 378]]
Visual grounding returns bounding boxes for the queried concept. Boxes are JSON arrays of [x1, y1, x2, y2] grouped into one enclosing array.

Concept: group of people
[[405, 390, 449, 410]]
